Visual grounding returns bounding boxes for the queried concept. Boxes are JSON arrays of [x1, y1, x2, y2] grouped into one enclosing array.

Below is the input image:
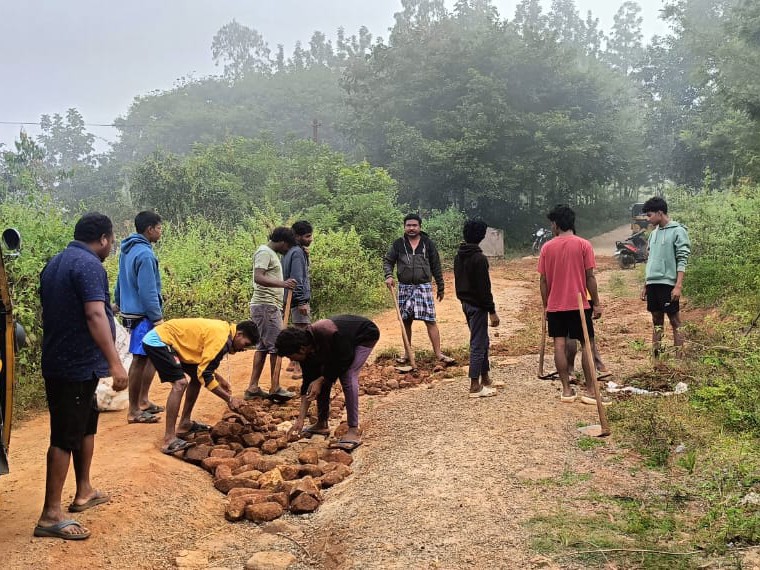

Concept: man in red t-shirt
[[537, 205, 607, 405]]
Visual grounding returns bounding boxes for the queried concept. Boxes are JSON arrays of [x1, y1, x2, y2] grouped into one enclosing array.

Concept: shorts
[[397, 283, 436, 322], [250, 304, 282, 353], [290, 304, 311, 325], [547, 309, 594, 340], [142, 343, 187, 383], [646, 284, 680, 315], [126, 317, 153, 356], [45, 376, 99, 451]]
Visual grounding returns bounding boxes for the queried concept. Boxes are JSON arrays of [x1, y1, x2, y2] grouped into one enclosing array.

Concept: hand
[[592, 304, 602, 320], [227, 397, 243, 412], [305, 378, 324, 403], [298, 303, 310, 316], [640, 287, 647, 301], [288, 418, 304, 438], [110, 363, 128, 391], [217, 375, 231, 392], [489, 313, 500, 327], [385, 276, 395, 289], [112, 303, 120, 314], [153, 319, 164, 326], [437, 289, 444, 302], [671, 285, 682, 302], [283, 278, 297, 290]]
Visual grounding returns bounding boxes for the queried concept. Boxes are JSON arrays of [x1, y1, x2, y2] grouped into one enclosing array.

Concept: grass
[[578, 435, 607, 451]]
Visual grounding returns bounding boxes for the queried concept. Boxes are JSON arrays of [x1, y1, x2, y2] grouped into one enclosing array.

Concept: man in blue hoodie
[[639, 197, 691, 359], [114, 211, 164, 424]]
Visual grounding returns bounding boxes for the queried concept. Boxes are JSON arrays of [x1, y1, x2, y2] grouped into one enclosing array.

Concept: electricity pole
[[312, 119, 322, 143]]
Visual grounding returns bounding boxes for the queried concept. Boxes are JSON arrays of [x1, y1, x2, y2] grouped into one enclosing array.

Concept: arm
[[84, 301, 128, 391], [254, 267, 296, 289], [135, 255, 163, 323], [585, 269, 602, 319], [428, 240, 445, 300], [208, 374, 243, 411], [478, 257, 496, 314], [671, 229, 691, 301], [383, 242, 398, 288], [289, 249, 309, 306], [113, 277, 121, 309], [539, 274, 549, 309]]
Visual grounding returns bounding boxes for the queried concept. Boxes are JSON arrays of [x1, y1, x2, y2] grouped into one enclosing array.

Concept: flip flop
[[127, 411, 159, 424], [33, 519, 90, 540], [329, 440, 362, 452], [438, 355, 456, 365], [395, 357, 409, 365], [302, 425, 331, 438], [68, 492, 110, 513], [560, 389, 577, 403], [178, 420, 211, 435], [269, 388, 295, 403], [596, 372, 612, 381], [142, 403, 165, 414], [244, 388, 270, 400], [161, 438, 195, 455]]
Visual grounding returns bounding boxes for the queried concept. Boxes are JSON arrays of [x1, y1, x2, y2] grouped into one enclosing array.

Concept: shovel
[[537, 311, 558, 380], [268, 289, 293, 403], [389, 284, 416, 373], [577, 292, 610, 437]]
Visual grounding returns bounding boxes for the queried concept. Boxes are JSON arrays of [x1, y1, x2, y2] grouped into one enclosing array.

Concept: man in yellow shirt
[[142, 319, 258, 454]]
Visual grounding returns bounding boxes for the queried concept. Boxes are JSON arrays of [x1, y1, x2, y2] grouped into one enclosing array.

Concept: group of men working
[[31, 196, 689, 540]]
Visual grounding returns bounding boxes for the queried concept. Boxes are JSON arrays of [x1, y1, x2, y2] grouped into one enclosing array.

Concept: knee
[[172, 378, 188, 392]]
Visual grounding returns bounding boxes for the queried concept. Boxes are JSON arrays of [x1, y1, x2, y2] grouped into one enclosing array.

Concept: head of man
[[462, 219, 488, 245], [292, 220, 313, 248], [135, 210, 163, 244], [547, 204, 575, 236], [74, 212, 114, 262], [232, 320, 260, 353], [275, 327, 314, 362], [642, 196, 668, 227], [269, 227, 296, 254], [404, 213, 422, 238]]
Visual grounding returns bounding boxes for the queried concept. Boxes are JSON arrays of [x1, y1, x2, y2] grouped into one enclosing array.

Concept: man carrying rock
[[282, 220, 313, 379], [278, 315, 380, 450], [141, 318, 258, 454], [35, 212, 128, 540], [383, 214, 454, 365], [244, 227, 297, 402], [114, 210, 165, 425]]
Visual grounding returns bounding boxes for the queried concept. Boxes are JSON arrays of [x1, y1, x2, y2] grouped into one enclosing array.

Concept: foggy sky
[[0, 0, 669, 151]]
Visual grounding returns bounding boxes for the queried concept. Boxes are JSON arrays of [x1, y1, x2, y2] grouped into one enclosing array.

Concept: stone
[[244, 502, 284, 523], [215, 470, 262, 494], [183, 444, 212, 464], [253, 456, 286, 473], [211, 448, 237, 459], [279, 464, 301, 481], [319, 464, 352, 488], [289, 493, 321, 514], [242, 432, 266, 448], [202, 456, 240, 473], [261, 438, 280, 455], [214, 464, 234, 481], [385, 379, 399, 390], [244, 551, 296, 570], [211, 422, 233, 439], [275, 437, 288, 450], [323, 449, 353, 466], [233, 463, 258, 476], [297, 448, 320, 465], [191, 432, 213, 445], [298, 464, 323, 478], [236, 449, 262, 466], [175, 550, 209, 568], [225, 497, 249, 522], [288, 476, 322, 501], [258, 468, 285, 492], [261, 519, 300, 536]]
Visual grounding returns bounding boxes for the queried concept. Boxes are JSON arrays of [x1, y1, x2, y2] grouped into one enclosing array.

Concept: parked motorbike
[[531, 226, 551, 254], [614, 230, 648, 269]]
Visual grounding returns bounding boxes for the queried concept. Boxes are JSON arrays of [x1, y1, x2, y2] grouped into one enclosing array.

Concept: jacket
[[282, 245, 310, 306], [645, 222, 691, 286], [454, 243, 495, 313], [383, 232, 444, 291], [114, 233, 163, 322]]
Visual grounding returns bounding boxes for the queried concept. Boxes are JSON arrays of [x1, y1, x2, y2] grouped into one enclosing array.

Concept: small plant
[[578, 435, 607, 451], [676, 450, 698, 474]]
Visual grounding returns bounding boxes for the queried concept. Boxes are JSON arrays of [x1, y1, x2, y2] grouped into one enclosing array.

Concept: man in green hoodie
[[639, 197, 691, 359]]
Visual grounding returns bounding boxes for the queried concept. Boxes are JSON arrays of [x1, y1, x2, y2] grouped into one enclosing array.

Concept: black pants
[[462, 302, 490, 379]]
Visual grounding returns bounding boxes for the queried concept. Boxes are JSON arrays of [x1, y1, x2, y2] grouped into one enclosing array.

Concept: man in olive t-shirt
[[245, 227, 297, 401]]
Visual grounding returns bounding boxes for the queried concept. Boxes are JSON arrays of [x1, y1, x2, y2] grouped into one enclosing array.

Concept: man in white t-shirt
[[244, 227, 297, 401]]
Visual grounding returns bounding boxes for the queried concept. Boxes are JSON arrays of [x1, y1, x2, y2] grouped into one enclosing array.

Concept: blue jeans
[[462, 302, 490, 380]]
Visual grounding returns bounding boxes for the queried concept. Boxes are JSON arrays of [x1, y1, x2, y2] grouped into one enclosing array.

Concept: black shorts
[[45, 377, 99, 451], [646, 284, 680, 315], [547, 309, 594, 340], [143, 343, 202, 383]]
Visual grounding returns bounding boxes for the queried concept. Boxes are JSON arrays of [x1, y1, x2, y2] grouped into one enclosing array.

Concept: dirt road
[[0, 252, 655, 569]]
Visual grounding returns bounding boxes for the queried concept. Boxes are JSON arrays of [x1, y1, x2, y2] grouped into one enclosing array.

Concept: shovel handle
[[389, 285, 416, 369], [271, 289, 294, 392], [577, 292, 610, 436]]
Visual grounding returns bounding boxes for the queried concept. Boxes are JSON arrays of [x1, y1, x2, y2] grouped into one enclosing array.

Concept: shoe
[[269, 387, 295, 403], [469, 386, 497, 398]]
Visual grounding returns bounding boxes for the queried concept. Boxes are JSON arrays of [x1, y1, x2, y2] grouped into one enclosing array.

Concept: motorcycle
[[614, 230, 648, 269], [531, 226, 551, 254]]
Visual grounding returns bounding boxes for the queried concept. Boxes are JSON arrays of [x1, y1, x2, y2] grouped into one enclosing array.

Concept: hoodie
[[383, 232, 444, 291], [114, 233, 163, 322], [645, 221, 691, 286], [454, 243, 495, 313]]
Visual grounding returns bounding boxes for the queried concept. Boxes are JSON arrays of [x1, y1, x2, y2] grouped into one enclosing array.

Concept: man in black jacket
[[454, 219, 500, 397], [383, 214, 454, 365]]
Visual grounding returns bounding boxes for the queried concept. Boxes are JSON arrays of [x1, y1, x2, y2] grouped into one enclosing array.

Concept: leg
[[177, 377, 202, 433], [339, 345, 374, 442], [127, 356, 151, 421], [268, 353, 280, 392], [424, 320, 443, 359], [138, 357, 157, 410], [312, 380, 332, 431], [247, 351, 267, 392], [164, 377, 189, 446], [403, 318, 413, 346], [71, 434, 96, 504], [565, 337, 578, 379], [464, 304, 489, 391], [667, 311, 684, 356], [592, 341, 608, 372], [552, 336, 573, 398], [37, 446, 77, 528], [651, 311, 665, 360], [579, 339, 596, 396]]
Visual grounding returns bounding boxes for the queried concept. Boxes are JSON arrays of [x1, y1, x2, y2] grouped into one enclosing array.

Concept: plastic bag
[[95, 322, 133, 411]]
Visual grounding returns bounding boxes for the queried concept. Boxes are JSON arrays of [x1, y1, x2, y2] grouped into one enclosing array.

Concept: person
[[282, 220, 314, 379], [639, 196, 691, 359], [383, 214, 454, 365], [537, 205, 608, 405], [244, 227, 297, 401], [278, 315, 380, 451], [35, 212, 128, 541], [114, 210, 165, 425], [141, 319, 258, 454], [453, 219, 501, 398]]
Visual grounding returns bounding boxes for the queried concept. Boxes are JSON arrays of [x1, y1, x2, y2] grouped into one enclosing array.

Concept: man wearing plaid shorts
[[383, 214, 455, 365]]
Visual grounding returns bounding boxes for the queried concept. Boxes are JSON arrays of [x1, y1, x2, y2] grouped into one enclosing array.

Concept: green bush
[[423, 207, 467, 262]]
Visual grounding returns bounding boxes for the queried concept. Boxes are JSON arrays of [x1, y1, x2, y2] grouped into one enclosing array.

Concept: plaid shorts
[[398, 283, 436, 322]]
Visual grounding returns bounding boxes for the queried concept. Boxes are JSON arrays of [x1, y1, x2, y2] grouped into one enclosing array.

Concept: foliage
[[421, 207, 467, 261]]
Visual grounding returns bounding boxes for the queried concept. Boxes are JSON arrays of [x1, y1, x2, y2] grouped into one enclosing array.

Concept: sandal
[[302, 425, 331, 438], [438, 355, 456, 365], [329, 440, 362, 451], [244, 388, 270, 400], [161, 438, 195, 455], [68, 491, 109, 513], [127, 410, 159, 424], [560, 389, 577, 403], [178, 420, 211, 435], [142, 403, 165, 414], [33, 519, 90, 540]]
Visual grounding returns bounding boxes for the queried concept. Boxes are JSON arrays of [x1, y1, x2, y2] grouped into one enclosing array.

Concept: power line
[[0, 120, 120, 128]]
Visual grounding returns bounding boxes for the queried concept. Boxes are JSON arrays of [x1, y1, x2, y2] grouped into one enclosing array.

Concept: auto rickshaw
[[1, 227, 24, 474], [631, 202, 648, 232]]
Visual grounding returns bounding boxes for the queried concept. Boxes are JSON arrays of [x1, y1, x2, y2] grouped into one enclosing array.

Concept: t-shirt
[[250, 245, 283, 309], [537, 234, 596, 312], [40, 241, 115, 381]]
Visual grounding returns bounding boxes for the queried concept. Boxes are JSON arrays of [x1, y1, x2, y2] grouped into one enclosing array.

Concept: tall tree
[[37, 108, 95, 171], [211, 20, 272, 80], [606, 1, 644, 74]]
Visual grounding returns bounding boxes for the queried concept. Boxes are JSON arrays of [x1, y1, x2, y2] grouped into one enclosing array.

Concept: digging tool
[[537, 311, 558, 380], [577, 292, 610, 437], [389, 284, 416, 372], [268, 289, 293, 403]]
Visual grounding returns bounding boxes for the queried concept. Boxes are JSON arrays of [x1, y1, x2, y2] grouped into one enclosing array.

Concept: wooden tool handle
[[577, 292, 610, 436]]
